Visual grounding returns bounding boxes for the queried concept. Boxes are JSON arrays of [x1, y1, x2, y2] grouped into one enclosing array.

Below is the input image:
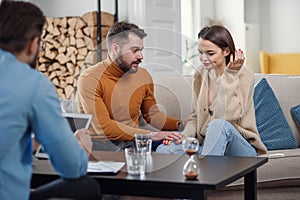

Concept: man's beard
[[29, 49, 39, 69], [116, 55, 141, 74]]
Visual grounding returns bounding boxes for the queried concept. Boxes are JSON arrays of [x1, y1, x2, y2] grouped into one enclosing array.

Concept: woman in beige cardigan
[[157, 25, 267, 156]]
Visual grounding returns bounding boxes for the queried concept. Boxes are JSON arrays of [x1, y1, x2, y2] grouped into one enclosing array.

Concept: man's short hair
[[0, 0, 46, 53], [106, 21, 147, 51]]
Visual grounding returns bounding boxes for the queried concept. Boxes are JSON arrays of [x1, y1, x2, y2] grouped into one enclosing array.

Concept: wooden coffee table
[[32, 151, 267, 200]]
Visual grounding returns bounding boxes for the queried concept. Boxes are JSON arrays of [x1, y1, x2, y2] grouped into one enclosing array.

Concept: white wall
[[198, 0, 300, 72], [193, 0, 246, 53], [28, 0, 300, 70], [215, 0, 245, 51], [127, 0, 183, 77], [244, 0, 260, 72], [261, 0, 300, 53], [31, 0, 125, 18], [204, 0, 300, 54], [245, 0, 260, 24]]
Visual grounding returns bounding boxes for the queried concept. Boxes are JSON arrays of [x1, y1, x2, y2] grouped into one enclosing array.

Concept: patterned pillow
[[291, 104, 300, 126], [253, 78, 298, 150]]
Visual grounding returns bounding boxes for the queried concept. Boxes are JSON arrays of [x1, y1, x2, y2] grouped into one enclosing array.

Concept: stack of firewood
[[37, 11, 114, 99]]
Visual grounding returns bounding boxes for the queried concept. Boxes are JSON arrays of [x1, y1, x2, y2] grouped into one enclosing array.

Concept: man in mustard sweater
[[77, 21, 183, 151]]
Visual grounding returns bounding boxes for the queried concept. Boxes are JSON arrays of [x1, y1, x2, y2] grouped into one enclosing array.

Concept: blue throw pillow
[[291, 104, 300, 126], [253, 78, 298, 150]]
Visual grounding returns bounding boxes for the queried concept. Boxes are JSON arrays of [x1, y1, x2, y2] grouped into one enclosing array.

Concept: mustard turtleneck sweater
[[77, 57, 179, 140]]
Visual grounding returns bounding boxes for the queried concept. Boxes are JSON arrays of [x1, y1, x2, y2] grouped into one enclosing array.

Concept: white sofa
[[153, 73, 300, 200], [62, 73, 300, 199]]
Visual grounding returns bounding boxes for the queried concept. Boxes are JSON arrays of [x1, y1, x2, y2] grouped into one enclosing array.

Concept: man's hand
[[152, 131, 183, 145], [32, 136, 40, 153], [75, 129, 92, 156]]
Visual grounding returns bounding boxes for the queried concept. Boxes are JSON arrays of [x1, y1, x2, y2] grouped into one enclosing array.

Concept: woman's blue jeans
[[156, 119, 257, 157]]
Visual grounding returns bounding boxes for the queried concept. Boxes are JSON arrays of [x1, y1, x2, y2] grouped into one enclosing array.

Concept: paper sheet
[[88, 161, 125, 174]]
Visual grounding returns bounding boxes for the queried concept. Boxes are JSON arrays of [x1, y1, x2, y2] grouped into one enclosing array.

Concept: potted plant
[[182, 39, 198, 75]]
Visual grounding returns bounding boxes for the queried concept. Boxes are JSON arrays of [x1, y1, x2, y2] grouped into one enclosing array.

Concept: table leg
[[191, 190, 208, 200], [244, 169, 257, 200]]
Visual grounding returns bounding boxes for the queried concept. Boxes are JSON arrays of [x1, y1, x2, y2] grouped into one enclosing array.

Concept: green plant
[[182, 39, 198, 64]]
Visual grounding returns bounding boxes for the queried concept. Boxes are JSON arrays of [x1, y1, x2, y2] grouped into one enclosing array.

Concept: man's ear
[[27, 36, 39, 56], [111, 43, 120, 55]]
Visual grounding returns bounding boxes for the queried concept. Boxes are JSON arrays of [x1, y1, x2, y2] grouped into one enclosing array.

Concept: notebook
[[34, 113, 93, 159]]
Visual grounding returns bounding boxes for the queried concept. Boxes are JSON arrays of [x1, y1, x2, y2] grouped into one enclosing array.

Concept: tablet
[[62, 113, 93, 132], [34, 113, 93, 159]]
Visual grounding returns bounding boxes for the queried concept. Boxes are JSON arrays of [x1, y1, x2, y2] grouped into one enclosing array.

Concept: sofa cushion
[[253, 78, 298, 150], [291, 104, 300, 126]]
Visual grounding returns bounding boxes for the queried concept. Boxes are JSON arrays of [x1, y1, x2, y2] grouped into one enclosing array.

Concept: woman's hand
[[173, 135, 185, 145], [75, 129, 92, 156], [227, 49, 244, 70], [152, 131, 183, 145]]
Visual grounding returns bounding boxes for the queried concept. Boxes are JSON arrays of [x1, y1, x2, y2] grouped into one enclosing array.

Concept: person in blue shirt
[[0, 1, 101, 199]]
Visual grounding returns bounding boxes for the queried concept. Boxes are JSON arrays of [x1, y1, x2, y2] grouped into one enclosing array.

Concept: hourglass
[[182, 137, 200, 180]]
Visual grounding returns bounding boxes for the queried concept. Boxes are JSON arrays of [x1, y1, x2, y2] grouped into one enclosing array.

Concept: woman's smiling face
[[198, 38, 229, 71]]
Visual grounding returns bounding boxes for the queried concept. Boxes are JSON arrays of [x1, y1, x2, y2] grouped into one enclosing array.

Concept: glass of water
[[135, 133, 152, 155], [125, 147, 146, 175]]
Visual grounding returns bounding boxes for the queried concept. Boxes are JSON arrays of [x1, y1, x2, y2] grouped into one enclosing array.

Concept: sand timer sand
[[182, 137, 200, 180]]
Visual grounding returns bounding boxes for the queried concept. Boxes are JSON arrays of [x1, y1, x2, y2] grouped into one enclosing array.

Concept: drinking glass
[[125, 147, 146, 175], [135, 133, 152, 155]]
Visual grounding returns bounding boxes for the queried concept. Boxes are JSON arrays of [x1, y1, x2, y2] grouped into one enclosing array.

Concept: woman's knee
[[208, 119, 226, 127], [206, 119, 227, 137], [207, 119, 235, 135]]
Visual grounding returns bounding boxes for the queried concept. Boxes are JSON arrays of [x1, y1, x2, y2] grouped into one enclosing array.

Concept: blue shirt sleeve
[[30, 76, 88, 178]]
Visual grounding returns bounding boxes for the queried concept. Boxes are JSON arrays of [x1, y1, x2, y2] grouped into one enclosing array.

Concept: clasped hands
[[151, 131, 184, 145], [76, 129, 185, 154]]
